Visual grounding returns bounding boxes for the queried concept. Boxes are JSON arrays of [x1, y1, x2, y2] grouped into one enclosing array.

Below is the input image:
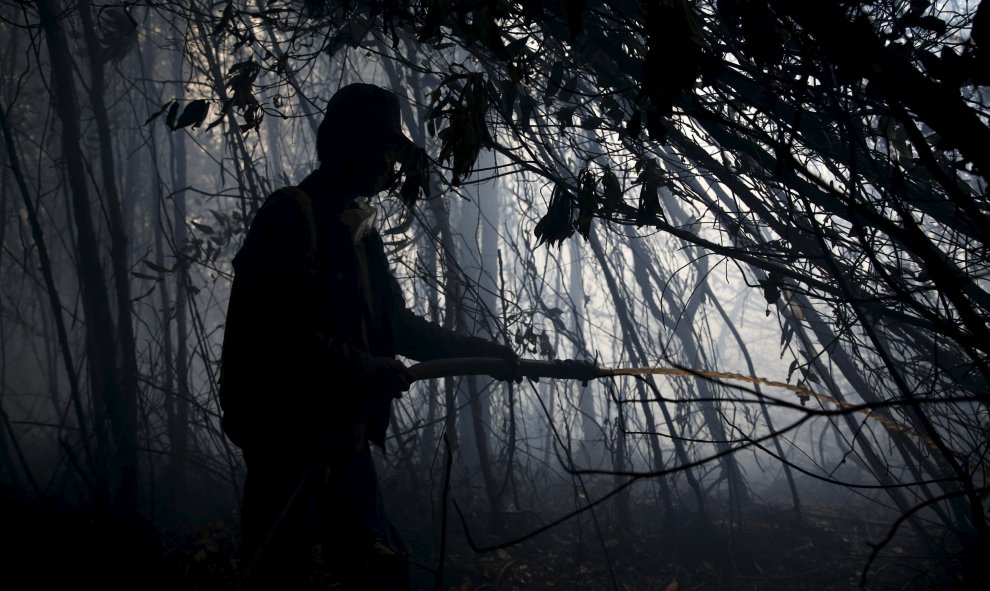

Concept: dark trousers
[[238, 443, 409, 590]]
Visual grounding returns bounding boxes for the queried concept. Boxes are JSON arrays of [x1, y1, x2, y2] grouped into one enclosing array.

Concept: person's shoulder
[[260, 187, 309, 214], [250, 188, 312, 230], [237, 189, 316, 260]]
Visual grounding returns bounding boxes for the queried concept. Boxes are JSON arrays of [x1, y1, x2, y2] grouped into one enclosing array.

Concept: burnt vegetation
[[1, 1, 989, 589]]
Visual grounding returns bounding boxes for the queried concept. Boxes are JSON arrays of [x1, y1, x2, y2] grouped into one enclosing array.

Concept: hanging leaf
[[760, 273, 781, 305], [144, 100, 175, 126], [635, 159, 665, 227], [547, 61, 565, 98], [538, 332, 555, 359], [780, 323, 794, 351], [142, 259, 173, 274], [398, 144, 431, 205], [131, 285, 157, 303], [500, 80, 519, 119], [505, 35, 530, 57], [173, 99, 210, 130], [558, 76, 579, 102], [212, 1, 234, 37], [555, 106, 575, 127], [191, 221, 214, 234], [912, 15, 947, 35], [579, 116, 602, 130], [534, 183, 575, 248], [430, 72, 491, 184], [786, 359, 800, 383], [473, 4, 508, 59], [626, 109, 642, 139], [131, 271, 161, 281], [226, 60, 261, 107], [517, 92, 536, 128], [238, 103, 264, 133], [644, 105, 668, 143], [166, 101, 180, 130], [574, 168, 598, 240], [601, 167, 623, 216], [208, 209, 228, 226]]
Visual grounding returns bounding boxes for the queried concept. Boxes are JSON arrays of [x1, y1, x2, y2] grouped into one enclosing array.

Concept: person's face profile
[[354, 140, 405, 197]]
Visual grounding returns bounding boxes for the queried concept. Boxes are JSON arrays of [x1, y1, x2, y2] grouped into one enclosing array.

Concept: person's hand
[[485, 344, 523, 384], [462, 337, 523, 383], [364, 357, 415, 397], [489, 354, 524, 384]]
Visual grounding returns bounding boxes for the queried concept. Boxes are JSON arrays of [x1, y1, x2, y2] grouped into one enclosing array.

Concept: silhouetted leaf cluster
[[145, 99, 210, 131], [210, 59, 263, 133], [428, 71, 494, 184]]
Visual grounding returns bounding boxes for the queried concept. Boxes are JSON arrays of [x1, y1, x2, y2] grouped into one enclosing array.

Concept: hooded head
[[316, 83, 416, 198]]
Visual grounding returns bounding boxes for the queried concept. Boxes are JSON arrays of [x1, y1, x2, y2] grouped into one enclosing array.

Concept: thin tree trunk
[[77, 0, 140, 515], [168, 48, 191, 497], [38, 0, 125, 511]]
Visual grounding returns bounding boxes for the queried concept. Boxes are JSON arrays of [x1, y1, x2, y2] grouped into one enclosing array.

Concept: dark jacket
[[220, 175, 495, 451]]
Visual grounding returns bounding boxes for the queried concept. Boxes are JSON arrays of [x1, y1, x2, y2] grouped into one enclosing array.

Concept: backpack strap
[[270, 186, 318, 274]]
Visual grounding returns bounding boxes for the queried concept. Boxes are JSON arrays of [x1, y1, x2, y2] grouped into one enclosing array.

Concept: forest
[[0, 0, 988, 589]]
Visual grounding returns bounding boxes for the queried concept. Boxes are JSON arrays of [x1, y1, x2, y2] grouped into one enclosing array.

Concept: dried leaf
[[166, 101, 180, 130], [191, 221, 214, 234], [174, 100, 210, 130], [144, 100, 175, 126], [534, 184, 575, 248], [131, 271, 161, 281], [143, 259, 173, 274]]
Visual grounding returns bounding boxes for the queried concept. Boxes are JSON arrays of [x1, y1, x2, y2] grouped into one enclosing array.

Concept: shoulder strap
[[270, 186, 318, 273]]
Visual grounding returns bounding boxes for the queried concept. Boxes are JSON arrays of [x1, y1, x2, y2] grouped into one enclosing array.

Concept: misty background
[[0, 1, 987, 589]]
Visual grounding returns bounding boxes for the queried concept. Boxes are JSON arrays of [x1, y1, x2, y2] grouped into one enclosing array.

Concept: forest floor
[[0, 487, 980, 590]]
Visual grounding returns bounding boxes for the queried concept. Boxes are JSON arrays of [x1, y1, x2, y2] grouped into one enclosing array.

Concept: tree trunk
[[168, 49, 191, 498], [76, 0, 140, 516], [38, 0, 131, 513]]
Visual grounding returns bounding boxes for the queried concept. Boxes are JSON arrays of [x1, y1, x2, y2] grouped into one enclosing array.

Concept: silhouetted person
[[219, 83, 516, 590]]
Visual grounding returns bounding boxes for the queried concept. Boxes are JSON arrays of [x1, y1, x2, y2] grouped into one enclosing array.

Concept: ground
[[2, 485, 979, 590]]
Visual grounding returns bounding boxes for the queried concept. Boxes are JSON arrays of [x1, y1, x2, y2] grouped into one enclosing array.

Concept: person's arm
[[392, 304, 513, 361], [384, 273, 515, 363]]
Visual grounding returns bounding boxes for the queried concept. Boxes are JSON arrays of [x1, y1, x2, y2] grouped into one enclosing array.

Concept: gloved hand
[[489, 355, 524, 384], [465, 338, 523, 383], [363, 356, 415, 397]]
